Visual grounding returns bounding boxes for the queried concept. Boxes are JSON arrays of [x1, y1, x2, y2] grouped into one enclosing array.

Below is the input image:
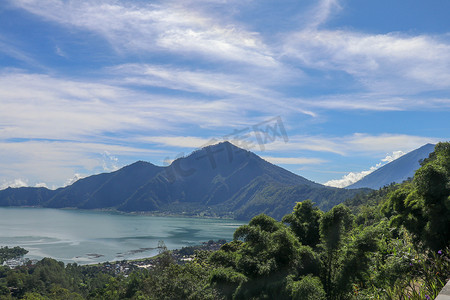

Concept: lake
[[0, 207, 245, 264]]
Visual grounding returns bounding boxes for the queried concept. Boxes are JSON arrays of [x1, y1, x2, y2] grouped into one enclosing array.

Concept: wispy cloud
[[102, 151, 119, 172], [55, 46, 67, 58], [283, 30, 450, 94], [108, 63, 274, 98], [307, 0, 342, 28], [0, 69, 292, 187], [0, 36, 46, 69], [343, 134, 436, 154], [9, 0, 450, 114], [10, 0, 277, 67], [261, 156, 326, 165], [107, 63, 316, 117], [138, 136, 212, 148], [64, 173, 85, 187], [294, 95, 450, 112], [0, 70, 250, 141], [381, 150, 405, 163], [261, 133, 439, 156]]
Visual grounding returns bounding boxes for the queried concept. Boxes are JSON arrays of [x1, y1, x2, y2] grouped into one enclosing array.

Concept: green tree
[[48, 286, 83, 300], [22, 292, 48, 300], [383, 142, 450, 250], [286, 274, 326, 300], [336, 225, 380, 295], [138, 263, 219, 300], [209, 267, 246, 299], [31, 258, 69, 291], [0, 246, 28, 264], [210, 214, 319, 299], [318, 204, 353, 299], [282, 200, 322, 248]]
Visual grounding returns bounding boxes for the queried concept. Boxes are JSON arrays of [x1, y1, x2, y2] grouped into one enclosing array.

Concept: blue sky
[[0, 0, 449, 189]]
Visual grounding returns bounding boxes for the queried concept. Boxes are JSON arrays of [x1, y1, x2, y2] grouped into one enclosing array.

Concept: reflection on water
[[0, 207, 244, 264]]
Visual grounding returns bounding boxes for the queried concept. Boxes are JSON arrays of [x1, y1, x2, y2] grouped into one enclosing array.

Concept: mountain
[[0, 142, 364, 220], [347, 143, 435, 190], [45, 161, 164, 209]]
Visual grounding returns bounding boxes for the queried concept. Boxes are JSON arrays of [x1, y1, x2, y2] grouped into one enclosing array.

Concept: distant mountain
[[0, 142, 364, 220], [347, 143, 435, 190]]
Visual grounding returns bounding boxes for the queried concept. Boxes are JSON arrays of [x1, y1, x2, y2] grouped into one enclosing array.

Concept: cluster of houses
[[2, 240, 228, 278], [2, 258, 37, 269], [94, 239, 227, 276]]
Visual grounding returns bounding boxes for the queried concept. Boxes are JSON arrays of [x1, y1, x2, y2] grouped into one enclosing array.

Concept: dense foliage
[[383, 142, 450, 251], [0, 247, 28, 264], [0, 142, 449, 299]]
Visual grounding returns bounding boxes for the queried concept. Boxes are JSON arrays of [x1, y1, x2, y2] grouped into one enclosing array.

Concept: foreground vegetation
[[0, 247, 28, 265], [1, 142, 449, 299]]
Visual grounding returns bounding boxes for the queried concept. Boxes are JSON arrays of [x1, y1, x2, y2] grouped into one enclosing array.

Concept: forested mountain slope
[[0, 142, 363, 220]]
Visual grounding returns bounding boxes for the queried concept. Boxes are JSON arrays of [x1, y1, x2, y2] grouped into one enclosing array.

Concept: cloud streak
[[284, 30, 450, 94], [261, 156, 326, 165], [0, 36, 46, 70], [10, 0, 277, 67], [261, 133, 438, 156], [308, 0, 342, 28], [0, 70, 249, 141], [108, 63, 275, 98]]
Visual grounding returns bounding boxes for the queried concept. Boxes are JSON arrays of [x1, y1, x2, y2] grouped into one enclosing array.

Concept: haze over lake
[[0, 207, 244, 264]]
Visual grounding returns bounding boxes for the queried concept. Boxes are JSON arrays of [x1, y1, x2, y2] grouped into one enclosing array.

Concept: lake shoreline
[[0, 207, 244, 264], [1, 205, 238, 220]]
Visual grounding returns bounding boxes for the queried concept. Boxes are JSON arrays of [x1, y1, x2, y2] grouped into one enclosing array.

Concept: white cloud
[[294, 95, 450, 112], [64, 173, 85, 187], [0, 179, 28, 189], [0, 70, 250, 141], [0, 36, 46, 70], [34, 182, 48, 188], [382, 150, 405, 163], [324, 150, 406, 188], [108, 64, 275, 98], [344, 134, 435, 154], [323, 168, 375, 188], [0, 68, 308, 187], [10, 0, 277, 67], [9, 0, 450, 114], [108, 63, 316, 117], [307, 0, 341, 28], [140, 136, 212, 148], [102, 151, 120, 172], [55, 46, 67, 58], [284, 30, 450, 94], [261, 156, 326, 165], [268, 133, 437, 155]]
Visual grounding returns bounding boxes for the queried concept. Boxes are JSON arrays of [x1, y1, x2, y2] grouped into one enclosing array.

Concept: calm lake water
[[0, 207, 245, 264]]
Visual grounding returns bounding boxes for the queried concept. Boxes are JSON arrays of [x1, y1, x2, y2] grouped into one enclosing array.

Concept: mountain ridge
[[0, 142, 365, 220]]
